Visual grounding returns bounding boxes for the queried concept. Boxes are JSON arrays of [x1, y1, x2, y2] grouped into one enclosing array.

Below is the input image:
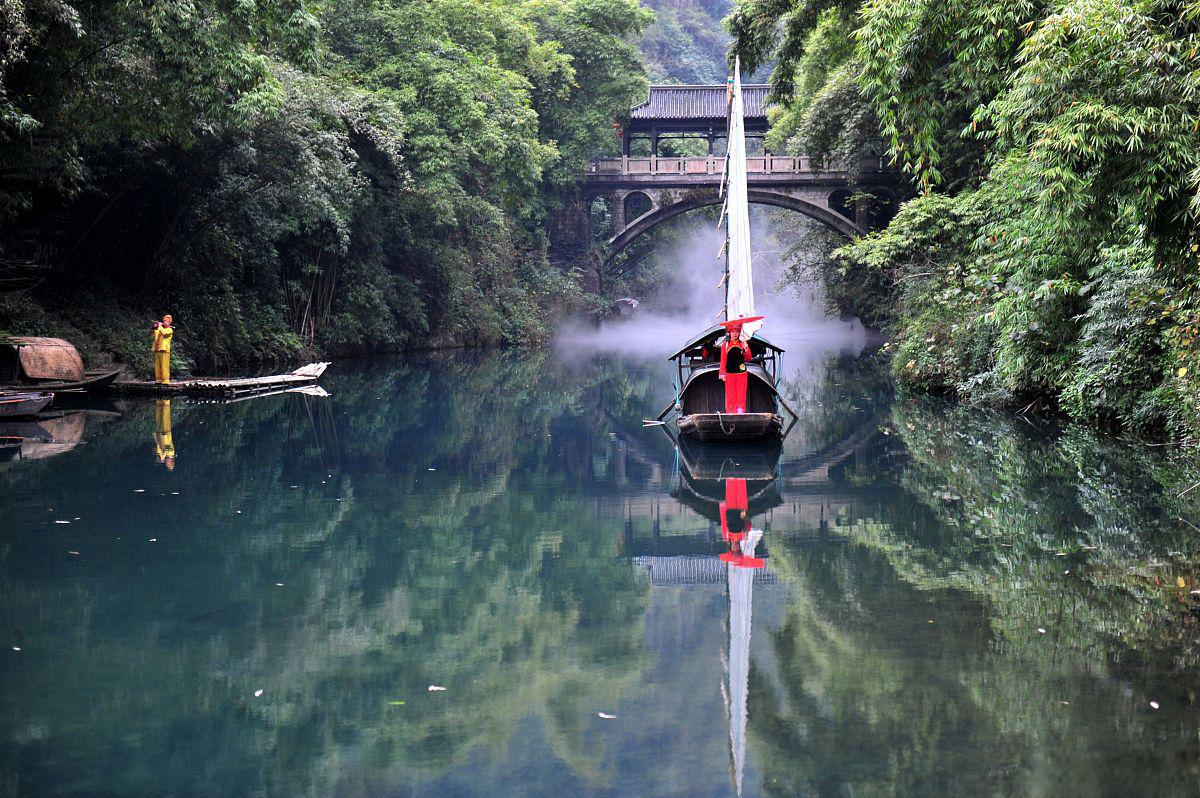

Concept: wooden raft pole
[[112, 362, 330, 398]]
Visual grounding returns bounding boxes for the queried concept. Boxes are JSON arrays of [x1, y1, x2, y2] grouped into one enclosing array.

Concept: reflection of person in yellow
[[152, 314, 174, 384], [154, 399, 175, 471]]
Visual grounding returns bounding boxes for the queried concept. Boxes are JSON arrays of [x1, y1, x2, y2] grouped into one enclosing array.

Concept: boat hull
[[1, 369, 121, 394], [678, 412, 782, 442], [0, 391, 52, 419]]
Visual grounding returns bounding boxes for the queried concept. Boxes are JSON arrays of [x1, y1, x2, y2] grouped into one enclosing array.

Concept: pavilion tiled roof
[[629, 85, 770, 120]]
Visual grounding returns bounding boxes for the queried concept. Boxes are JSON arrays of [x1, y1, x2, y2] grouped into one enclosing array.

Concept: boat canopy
[[4, 337, 85, 381], [668, 324, 785, 361]]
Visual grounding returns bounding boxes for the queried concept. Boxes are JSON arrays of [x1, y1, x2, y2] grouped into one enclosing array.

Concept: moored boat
[[0, 390, 52, 418], [0, 337, 120, 393], [669, 324, 785, 441]]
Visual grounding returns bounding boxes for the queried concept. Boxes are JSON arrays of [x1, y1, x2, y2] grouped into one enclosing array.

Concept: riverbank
[[0, 281, 578, 382], [0, 289, 308, 381]]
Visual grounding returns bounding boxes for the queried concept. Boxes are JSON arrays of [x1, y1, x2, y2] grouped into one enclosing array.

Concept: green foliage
[[0, 0, 650, 371], [640, 0, 736, 83], [732, 0, 1200, 436]]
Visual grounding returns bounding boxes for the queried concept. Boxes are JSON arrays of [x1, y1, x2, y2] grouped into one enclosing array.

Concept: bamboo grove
[[730, 0, 1200, 437]]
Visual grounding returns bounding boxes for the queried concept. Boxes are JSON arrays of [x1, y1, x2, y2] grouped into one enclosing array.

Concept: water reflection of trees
[[4, 352, 1200, 795], [746, 399, 1200, 797], [0, 352, 660, 796]]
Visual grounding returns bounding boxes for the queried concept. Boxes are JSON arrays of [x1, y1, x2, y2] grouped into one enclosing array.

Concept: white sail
[[726, 527, 762, 798], [724, 57, 761, 338]]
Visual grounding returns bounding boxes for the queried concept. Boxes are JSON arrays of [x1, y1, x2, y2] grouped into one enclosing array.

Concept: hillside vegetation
[[0, 0, 650, 371], [731, 0, 1200, 437]]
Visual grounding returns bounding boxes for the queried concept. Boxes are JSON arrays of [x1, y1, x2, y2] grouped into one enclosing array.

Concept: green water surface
[[1, 344, 1199, 797]]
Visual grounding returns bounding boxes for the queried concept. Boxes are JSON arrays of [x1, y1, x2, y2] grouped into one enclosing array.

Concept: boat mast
[[723, 57, 761, 338]]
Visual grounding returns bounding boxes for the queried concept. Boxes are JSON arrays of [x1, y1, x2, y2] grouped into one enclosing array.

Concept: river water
[[2, 338, 1199, 797]]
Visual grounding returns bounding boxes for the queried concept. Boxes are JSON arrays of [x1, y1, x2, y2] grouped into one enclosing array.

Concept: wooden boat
[[669, 325, 786, 441], [0, 390, 52, 418], [659, 60, 790, 442], [0, 337, 120, 393]]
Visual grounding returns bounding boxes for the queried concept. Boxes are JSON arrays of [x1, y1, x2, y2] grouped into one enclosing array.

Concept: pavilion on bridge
[[621, 84, 771, 157]]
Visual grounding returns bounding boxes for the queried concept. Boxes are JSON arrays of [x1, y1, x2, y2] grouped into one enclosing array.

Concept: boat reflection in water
[[0, 410, 89, 463], [662, 439, 781, 797]]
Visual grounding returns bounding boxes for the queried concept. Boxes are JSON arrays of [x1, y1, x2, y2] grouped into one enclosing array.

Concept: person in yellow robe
[[154, 399, 175, 471], [152, 314, 174, 384]]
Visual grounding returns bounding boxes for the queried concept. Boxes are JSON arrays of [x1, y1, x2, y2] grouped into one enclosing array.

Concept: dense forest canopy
[[729, 0, 1200, 437], [0, 0, 650, 370]]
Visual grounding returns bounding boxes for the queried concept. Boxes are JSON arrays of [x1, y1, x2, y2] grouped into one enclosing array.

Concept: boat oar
[[643, 398, 677, 426]]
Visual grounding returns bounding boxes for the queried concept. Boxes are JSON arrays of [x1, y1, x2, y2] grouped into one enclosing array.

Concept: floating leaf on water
[[11, 646, 19, 652], [275, 583, 283, 587], [54, 520, 69, 524], [428, 685, 447, 692], [1060, 701, 1070, 705], [597, 712, 617, 720], [388, 701, 406, 706], [254, 689, 264, 698], [149, 538, 157, 542], [427, 468, 436, 471], [1038, 628, 1046, 634], [68, 551, 79, 556], [1150, 701, 1160, 710]]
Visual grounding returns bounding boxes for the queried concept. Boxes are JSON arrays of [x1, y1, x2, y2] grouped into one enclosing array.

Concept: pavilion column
[[651, 127, 659, 158], [622, 129, 631, 157]]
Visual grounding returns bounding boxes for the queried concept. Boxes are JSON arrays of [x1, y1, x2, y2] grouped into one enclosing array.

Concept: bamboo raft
[[111, 363, 330, 398]]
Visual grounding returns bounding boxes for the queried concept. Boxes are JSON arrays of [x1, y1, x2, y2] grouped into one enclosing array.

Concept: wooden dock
[[111, 363, 329, 398]]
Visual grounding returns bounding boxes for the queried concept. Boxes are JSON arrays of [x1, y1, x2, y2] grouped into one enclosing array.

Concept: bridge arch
[[623, 191, 652, 221], [605, 189, 864, 264]]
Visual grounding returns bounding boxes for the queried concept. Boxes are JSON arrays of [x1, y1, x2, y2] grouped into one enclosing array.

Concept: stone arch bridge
[[578, 85, 902, 266]]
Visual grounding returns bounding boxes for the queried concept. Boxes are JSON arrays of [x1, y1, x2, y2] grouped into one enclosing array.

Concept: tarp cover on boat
[[12, 337, 85, 381]]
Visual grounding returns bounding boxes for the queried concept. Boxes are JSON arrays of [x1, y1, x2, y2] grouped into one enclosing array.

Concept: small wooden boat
[[0, 391, 52, 418], [0, 337, 120, 393]]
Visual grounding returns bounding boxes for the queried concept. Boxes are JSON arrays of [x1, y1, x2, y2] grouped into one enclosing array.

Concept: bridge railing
[[586, 154, 879, 176]]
